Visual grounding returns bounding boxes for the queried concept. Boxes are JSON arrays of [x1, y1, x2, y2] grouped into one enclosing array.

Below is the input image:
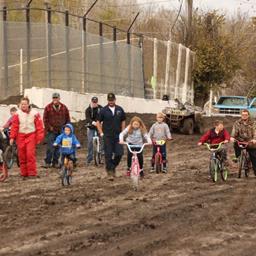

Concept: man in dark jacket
[[85, 96, 102, 164], [97, 93, 126, 176], [43, 92, 70, 168]]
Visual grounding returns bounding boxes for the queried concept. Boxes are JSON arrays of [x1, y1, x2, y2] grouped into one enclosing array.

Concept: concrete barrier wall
[[0, 87, 176, 125]]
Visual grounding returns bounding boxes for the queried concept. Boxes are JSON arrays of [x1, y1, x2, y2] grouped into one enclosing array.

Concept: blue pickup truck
[[213, 96, 256, 116]]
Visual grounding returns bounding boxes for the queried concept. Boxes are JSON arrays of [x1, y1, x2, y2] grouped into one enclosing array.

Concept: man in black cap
[[85, 96, 102, 165], [43, 92, 70, 168], [97, 93, 126, 176]]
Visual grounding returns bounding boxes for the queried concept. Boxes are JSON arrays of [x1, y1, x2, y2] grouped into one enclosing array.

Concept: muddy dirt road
[[1, 117, 256, 256]]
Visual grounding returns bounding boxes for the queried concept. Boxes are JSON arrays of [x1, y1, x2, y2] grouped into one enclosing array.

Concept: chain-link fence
[[143, 37, 195, 104], [0, 7, 144, 100]]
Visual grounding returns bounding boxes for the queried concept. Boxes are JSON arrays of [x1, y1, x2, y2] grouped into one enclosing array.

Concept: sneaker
[[232, 157, 238, 163], [162, 168, 167, 173], [42, 163, 51, 168], [150, 167, 155, 173], [140, 169, 144, 178], [126, 168, 131, 177]]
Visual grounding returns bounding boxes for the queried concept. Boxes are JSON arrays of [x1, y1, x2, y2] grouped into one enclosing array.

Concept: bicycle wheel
[[93, 139, 100, 166], [155, 154, 161, 174], [221, 167, 228, 181], [131, 164, 140, 191], [238, 154, 245, 178], [209, 159, 218, 182], [61, 168, 68, 186], [3, 145, 14, 169]]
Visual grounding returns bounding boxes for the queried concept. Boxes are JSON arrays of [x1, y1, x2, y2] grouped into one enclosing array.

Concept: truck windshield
[[217, 97, 248, 106]]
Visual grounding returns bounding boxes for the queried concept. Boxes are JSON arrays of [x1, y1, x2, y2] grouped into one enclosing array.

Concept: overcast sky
[[194, 0, 255, 16], [139, 0, 256, 17]]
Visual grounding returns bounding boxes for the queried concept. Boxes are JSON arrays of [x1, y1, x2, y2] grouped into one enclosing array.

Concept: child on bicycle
[[0, 107, 17, 138], [119, 116, 151, 177], [149, 112, 172, 173], [198, 120, 230, 165], [53, 123, 81, 172]]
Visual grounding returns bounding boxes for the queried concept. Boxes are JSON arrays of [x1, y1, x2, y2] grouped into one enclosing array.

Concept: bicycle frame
[[236, 140, 250, 178], [125, 143, 147, 190], [204, 142, 227, 182], [153, 140, 166, 172]]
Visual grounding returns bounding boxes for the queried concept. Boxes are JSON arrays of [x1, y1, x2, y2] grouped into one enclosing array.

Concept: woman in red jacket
[[10, 97, 44, 178], [198, 120, 230, 165]]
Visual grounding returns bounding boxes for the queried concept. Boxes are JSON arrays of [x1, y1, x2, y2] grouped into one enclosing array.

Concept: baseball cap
[[91, 96, 98, 103], [52, 92, 60, 98], [107, 92, 116, 101]]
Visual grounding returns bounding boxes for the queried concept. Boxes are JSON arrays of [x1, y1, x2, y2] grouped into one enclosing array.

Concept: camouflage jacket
[[231, 118, 256, 142]]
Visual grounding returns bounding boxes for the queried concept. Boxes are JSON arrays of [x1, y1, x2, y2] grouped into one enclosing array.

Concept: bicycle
[[86, 125, 104, 166], [92, 129, 104, 166], [152, 140, 167, 173], [0, 150, 8, 182], [59, 153, 74, 186], [1, 129, 19, 169], [236, 141, 251, 178], [124, 143, 147, 191], [205, 142, 228, 182]]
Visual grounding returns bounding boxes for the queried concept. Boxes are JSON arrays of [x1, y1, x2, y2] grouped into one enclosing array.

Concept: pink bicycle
[[125, 143, 148, 191]]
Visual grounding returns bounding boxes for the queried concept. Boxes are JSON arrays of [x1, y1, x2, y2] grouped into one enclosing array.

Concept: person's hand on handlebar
[[197, 142, 202, 146], [9, 138, 14, 146], [230, 137, 235, 143], [251, 139, 256, 144], [223, 140, 229, 144]]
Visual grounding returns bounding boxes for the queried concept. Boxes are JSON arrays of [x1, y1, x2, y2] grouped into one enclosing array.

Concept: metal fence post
[[127, 32, 132, 96], [113, 26, 117, 93], [46, 6, 52, 88], [99, 22, 103, 90], [153, 38, 158, 99], [19, 48, 23, 95], [65, 10, 70, 90], [174, 43, 183, 99], [3, 6, 8, 98], [26, 6, 31, 89], [164, 40, 171, 96], [182, 47, 190, 103], [81, 17, 86, 93]]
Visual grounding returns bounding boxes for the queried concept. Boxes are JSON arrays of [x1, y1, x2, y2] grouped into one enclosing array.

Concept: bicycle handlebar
[[235, 140, 249, 148], [123, 142, 149, 154], [152, 140, 166, 146], [204, 142, 224, 152]]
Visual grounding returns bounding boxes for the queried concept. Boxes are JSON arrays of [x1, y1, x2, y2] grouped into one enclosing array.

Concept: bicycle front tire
[[238, 153, 245, 178], [155, 154, 162, 174], [3, 145, 14, 169], [209, 159, 218, 182]]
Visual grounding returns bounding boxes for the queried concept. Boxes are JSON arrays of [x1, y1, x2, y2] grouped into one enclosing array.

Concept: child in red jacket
[[10, 97, 44, 179], [198, 120, 230, 164]]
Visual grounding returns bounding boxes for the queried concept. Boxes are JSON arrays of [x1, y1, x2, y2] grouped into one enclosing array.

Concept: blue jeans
[[45, 132, 60, 165], [87, 128, 95, 163]]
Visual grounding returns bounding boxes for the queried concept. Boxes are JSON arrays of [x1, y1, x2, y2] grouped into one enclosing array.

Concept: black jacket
[[85, 104, 102, 129]]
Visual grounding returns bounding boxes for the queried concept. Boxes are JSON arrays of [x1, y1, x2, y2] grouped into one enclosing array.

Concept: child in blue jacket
[[53, 123, 81, 166]]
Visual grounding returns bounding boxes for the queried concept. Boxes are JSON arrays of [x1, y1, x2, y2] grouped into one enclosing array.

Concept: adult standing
[[10, 97, 44, 178], [97, 93, 126, 176], [85, 96, 102, 165], [230, 109, 256, 174], [43, 92, 70, 168]]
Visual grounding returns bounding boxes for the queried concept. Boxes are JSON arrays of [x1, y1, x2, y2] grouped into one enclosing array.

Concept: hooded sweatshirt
[[53, 123, 80, 155]]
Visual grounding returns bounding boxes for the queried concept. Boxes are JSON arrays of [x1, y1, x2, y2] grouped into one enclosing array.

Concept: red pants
[[17, 132, 37, 177]]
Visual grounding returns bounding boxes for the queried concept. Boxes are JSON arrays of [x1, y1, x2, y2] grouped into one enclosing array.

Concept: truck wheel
[[182, 118, 194, 135]]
